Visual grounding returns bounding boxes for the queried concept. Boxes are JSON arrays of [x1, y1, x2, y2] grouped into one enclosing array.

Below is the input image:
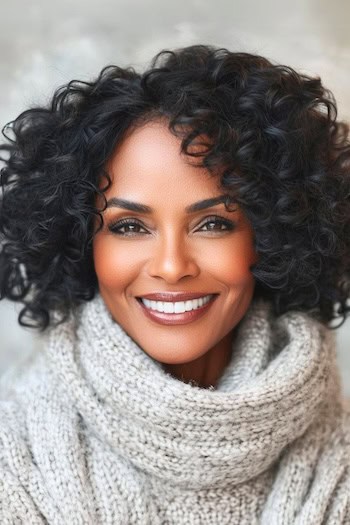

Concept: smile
[[136, 294, 218, 326], [140, 294, 213, 313]]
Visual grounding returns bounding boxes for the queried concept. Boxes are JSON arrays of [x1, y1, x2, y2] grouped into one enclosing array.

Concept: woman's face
[[93, 120, 258, 366]]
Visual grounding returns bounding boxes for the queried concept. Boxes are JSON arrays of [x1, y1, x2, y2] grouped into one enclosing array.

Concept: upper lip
[[137, 292, 217, 302]]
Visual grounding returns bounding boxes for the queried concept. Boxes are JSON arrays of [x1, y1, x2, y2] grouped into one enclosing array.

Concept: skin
[[93, 120, 258, 388]]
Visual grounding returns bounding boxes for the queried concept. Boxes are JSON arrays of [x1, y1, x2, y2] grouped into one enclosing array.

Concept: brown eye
[[198, 217, 236, 232], [108, 219, 148, 236], [108, 216, 236, 236]]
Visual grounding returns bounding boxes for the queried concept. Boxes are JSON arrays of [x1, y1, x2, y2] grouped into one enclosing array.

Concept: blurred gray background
[[1, 0, 349, 394]]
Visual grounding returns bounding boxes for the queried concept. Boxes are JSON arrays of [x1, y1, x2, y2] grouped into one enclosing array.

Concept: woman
[[0, 44, 349, 523]]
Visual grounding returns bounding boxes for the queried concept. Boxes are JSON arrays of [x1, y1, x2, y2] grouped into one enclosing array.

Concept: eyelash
[[108, 216, 236, 236]]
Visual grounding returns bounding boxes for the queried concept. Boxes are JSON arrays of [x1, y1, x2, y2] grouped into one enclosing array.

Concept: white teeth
[[156, 301, 164, 312], [141, 295, 213, 313], [164, 302, 173, 313]]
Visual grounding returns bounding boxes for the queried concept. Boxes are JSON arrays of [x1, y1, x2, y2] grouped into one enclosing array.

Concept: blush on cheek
[[93, 235, 142, 290], [212, 241, 257, 287], [92, 238, 119, 286]]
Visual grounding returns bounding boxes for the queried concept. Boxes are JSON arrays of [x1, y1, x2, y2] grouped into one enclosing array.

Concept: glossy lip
[[136, 292, 218, 302], [135, 294, 218, 326]]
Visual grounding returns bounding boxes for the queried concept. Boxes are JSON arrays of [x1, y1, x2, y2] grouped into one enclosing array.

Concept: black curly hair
[[1, 44, 350, 331]]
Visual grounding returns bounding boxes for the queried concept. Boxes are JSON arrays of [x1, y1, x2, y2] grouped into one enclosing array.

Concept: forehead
[[103, 120, 223, 202]]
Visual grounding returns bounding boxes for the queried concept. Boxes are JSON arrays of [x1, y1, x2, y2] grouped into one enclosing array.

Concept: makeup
[[135, 294, 218, 325], [93, 120, 257, 379]]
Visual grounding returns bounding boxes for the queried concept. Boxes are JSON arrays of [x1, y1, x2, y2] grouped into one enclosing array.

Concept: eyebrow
[[105, 194, 234, 214]]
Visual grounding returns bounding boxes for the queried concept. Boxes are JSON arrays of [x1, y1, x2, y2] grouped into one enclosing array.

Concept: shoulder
[[342, 396, 350, 452], [330, 396, 350, 522], [0, 348, 66, 522], [337, 397, 350, 522]]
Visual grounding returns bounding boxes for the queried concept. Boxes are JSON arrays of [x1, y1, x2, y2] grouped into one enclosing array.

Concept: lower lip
[[136, 295, 218, 325]]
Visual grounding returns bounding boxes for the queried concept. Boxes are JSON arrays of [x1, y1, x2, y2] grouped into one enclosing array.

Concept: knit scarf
[[2, 293, 349, 524]]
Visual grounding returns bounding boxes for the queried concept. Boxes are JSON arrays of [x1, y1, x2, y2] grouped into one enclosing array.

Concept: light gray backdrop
[[1, 0, 349, 394]]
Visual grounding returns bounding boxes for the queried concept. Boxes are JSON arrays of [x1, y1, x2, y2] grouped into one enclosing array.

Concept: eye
[[108, 219, 147, 236], [108, 215, 236, 236], [197, 216, 236, 233]]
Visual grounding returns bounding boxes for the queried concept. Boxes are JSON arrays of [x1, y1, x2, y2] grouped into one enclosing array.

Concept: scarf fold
[[43, 293, 350, 523]]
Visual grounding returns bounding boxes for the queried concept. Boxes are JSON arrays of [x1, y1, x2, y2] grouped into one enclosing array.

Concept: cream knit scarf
[[1, 293, 350, 524]]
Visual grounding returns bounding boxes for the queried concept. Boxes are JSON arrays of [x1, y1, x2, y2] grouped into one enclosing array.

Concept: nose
[[146, 232, 200, 284]]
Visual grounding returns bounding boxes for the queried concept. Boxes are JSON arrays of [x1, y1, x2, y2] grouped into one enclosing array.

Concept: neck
[[161, 330, 235, 389], [47, 292, 338, 491]]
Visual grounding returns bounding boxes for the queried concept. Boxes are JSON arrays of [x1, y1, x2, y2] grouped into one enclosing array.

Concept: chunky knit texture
[[0, 293, 349, 524]]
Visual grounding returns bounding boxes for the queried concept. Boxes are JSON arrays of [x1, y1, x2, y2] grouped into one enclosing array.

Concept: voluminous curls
[[1, 44, 350, 331]]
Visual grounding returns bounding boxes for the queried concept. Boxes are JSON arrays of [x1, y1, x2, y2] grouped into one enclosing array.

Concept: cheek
[[92, 227, 257, 291], [209, 235, 257, 287], [93, 236, 139, 290]]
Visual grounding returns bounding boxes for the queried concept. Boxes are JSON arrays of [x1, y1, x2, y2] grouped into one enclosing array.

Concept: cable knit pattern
[[0, 293, 349, 524]]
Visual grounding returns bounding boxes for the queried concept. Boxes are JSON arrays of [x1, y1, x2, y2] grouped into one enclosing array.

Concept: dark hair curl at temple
[[1, 44, 350, 331]]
